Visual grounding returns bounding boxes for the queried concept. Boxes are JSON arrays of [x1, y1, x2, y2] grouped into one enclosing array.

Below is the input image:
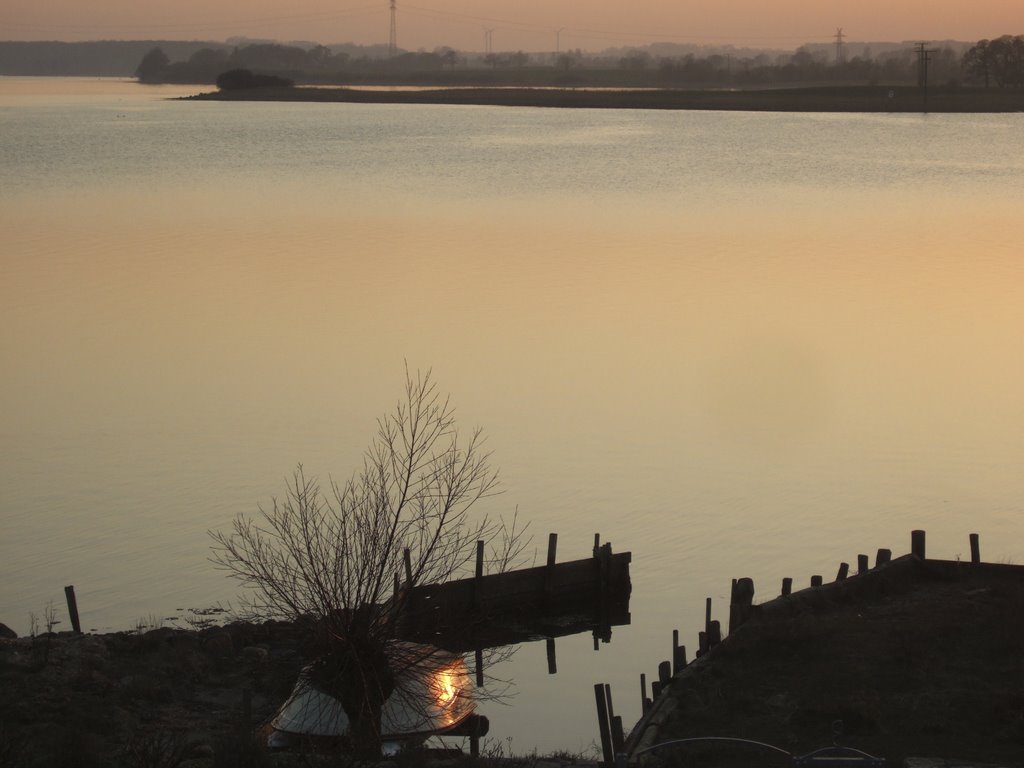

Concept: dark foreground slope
[[186, 85, 1024, 112], [629, 557, 1024, 767]]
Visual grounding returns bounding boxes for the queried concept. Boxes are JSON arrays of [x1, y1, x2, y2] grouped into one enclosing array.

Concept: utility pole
[[555, 27, 564, 54], [915, 41, 938, 111], [388, 0, 397, 58], [834, 27, 846, 64], [484, 28, 493, 55]]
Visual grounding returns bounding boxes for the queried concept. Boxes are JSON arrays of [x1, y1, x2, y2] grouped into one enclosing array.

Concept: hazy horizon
[[2, 0, 1020, 53]]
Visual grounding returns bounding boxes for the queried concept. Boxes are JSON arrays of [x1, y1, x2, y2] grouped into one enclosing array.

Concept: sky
[[2, 0, 1020, 52]]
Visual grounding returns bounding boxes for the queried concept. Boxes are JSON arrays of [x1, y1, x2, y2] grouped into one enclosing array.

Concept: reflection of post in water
[[393, 532, 632, 668]]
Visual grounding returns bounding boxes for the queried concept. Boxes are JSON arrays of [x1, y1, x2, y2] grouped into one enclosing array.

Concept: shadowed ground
[[629, 557, 1024, 767]]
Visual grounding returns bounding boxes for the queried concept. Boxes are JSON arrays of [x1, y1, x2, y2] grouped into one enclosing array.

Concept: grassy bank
[[185, 85, 1024, 112]]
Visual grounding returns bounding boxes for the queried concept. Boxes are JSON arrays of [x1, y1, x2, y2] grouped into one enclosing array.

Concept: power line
[[388, 0, 397, 57], [915, 41, 939, 111]]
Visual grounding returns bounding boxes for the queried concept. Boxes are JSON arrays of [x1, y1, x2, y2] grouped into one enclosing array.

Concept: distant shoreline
[[184, 85, 1024, 113]]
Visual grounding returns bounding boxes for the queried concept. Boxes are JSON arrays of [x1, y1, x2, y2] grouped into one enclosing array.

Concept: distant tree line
[[134, 35, 1022, 89], [0, 40, 227, 77], [962, 35, 1024, 88]]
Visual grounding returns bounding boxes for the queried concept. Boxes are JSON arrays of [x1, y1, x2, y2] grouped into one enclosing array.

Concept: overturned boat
[[268, 644, 479, 749]]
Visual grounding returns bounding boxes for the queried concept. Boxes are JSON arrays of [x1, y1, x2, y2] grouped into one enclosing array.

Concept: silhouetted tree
[[211, 369, 528, 758], [963, 40, 994, 87], [134, 47, 169, 83]]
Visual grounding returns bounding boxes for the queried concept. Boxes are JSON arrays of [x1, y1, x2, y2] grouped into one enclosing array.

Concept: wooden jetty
[[393, 535, 632, 654]]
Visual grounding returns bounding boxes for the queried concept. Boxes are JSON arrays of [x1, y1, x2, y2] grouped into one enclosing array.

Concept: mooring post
[[546, 637, 557, 674], [876, 548, 892, 567], [63, 585, 82, 635], [857, 554, 869, 574], [594, 683, 614, 766], [658, 660, 671, 686], [705, 597, 712, 635], [781, 577, 792, 596], [708, 620, 722, 648], [472, 540, 484, 610], [836, 562, 849, 582], [674, 643, 688, 672], [970, 533, 981, 564], [611, 715, 625, 755], [911, 529, 926, 560], [640, 672, 647, 709], [811, 575, 823, 588], [729, 577, 755, 634], [672, 629, 680, 673]]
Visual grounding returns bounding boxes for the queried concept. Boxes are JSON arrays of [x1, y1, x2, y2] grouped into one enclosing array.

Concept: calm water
[[2, 77, 1024, 752]]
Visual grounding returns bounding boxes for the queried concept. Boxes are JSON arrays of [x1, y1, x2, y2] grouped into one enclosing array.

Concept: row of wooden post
[[621, 529, 986, 764]]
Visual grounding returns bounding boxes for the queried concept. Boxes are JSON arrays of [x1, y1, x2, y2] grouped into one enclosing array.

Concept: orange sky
[[2, 0, 1020, 51]]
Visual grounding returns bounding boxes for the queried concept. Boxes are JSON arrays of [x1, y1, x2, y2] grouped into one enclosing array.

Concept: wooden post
[[672, 630, 681, 673], [403, 548, 413, 585], [810, 575, 823, 587], [698, 631, 708, 657], [546, 637, 557, 674], [970, 533, 981, 564], [708, 620, 722, 647], [729, 577, 755, 634], [63, 585, 82, 635], [472, 540, 484, 610], [640, 673, 647, 709], [781, 577, 792, 596], [475, 648, 484, 687], [857, 554, 869, 574], [658, 660, 671, 686], [604, 683, 616, 722], [547, 533, 558, 567], [611, 715, 625, 755], [674, 644, 688, 672], [836, 562, 849, 582], [651, 681, 662, 699], [911, 530, 926, 560], [594, 683, 614, 766], [705, 597, 712, 634], [876, 548, 891, 567], [594, 533, 601, 557]]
